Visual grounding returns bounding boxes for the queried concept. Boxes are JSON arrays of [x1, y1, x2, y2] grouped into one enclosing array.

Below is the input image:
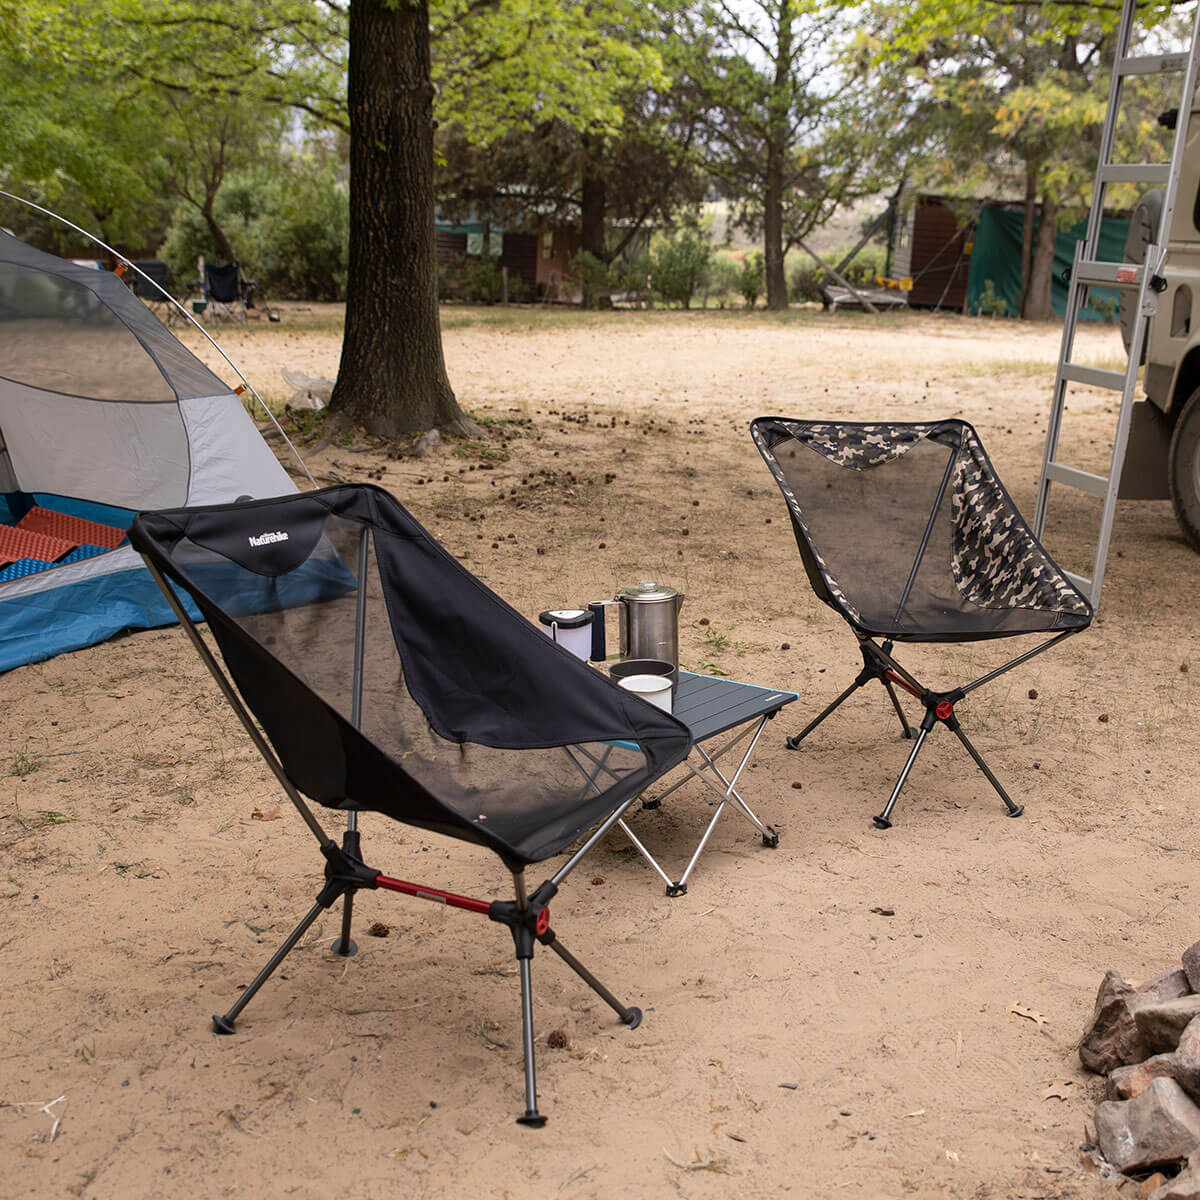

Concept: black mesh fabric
[[130, 485, 691, 869], [751, 418, 1093, 642]]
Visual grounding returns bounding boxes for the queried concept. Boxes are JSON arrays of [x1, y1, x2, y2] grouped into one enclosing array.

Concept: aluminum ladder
[[1033, 0, 1200, 607]]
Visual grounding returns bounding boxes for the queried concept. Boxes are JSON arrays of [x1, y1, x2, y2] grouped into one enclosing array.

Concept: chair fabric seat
[[751, 418, 1092, 642], [130, 485, 692, 869]]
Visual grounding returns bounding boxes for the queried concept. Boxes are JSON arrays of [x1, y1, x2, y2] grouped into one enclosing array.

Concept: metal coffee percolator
[[588, 581, 685, 669]]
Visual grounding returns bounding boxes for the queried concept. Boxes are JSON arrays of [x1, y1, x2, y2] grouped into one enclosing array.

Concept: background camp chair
[[125, 259, 177, 324], [130, 484, 690, 1125], [201, 261, 251, 322], [752, 417, 1093, 829]]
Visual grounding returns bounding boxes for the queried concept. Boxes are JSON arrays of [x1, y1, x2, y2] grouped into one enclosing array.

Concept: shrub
[[651, 227, 713, 309], [572, 250, 612, 308], [707, 252, 742, 306], [974, 278, 1008, 317], [738, 252, 764, 309], [464, 255, 504, 304]]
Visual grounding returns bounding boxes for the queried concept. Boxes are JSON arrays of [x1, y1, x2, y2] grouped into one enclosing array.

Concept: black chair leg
[[947, 717, 1023, 818], [330, 827, 361, 956], [881, 677, 915, 739], [213, 899, 326, 1034], [331, 891, 358, 957], [516, 957, 547, 1128], [874, 709, 936, 829], [786, 677, 866, 749], [543, 932, 642, 1029]]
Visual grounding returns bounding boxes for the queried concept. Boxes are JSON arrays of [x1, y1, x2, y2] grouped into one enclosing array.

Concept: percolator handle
[[588, 601, 606, 662]]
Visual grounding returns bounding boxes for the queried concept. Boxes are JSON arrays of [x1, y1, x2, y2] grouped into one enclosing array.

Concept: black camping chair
[[129, 484, 691, 1125], [126, 259, 177, 325], [201, 261, 250, 322], [751, 418, 1093, 829]]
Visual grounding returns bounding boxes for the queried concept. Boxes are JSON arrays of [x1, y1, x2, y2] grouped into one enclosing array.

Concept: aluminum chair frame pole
[[333, 526, 373, 956]]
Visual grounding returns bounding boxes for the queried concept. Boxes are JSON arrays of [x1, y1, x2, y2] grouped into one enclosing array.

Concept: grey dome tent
[[0, 228, 296, 672]]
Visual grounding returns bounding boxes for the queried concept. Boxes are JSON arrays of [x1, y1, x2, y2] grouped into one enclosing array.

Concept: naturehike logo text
[[248, 531, 289, 547]]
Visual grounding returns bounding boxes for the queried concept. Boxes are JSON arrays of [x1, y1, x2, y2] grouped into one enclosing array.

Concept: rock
[[1150, 1157, 1200, 1200], [1184, 942, 1200, 993], [1142, 1175, 1170, 1199], [1173, 1018, 1200, 1102], [281, 367, 333, 411], [1082, 970, 1151, 1073], [1141, 970, 1194, 1002], [1137, 998, 1200, 1056], [415, 429, 442, 458], [1109, 1055, 1182, 1100], [1095, 1078, 1200, 1173]]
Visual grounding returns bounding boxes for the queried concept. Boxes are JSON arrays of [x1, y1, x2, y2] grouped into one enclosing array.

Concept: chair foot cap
[[641, 797, 661, 810], [785, 736, 804, 750], [517, 1112, 548, 1128], [330, 937, 358, 958], [872, 815, 892, 830], [666, 882, 688, 898], [212, 1015, 236, 1036], [1006, 805, 1024, 819], [762, 831, 780, 848], [623, 1006, 643, 1030]]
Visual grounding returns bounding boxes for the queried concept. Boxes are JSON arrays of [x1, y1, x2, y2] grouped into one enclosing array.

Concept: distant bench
[[819, 284, 910, 313]]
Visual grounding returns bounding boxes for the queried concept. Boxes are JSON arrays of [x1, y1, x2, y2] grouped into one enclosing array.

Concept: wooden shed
[[890, 195, 976, 311]]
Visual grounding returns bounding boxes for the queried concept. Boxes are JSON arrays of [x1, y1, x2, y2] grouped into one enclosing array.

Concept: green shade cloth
[[965, 205, 1130, 321]]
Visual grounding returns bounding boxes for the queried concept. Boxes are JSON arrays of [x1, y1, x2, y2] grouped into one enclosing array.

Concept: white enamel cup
[[617, 673, 673, 714]]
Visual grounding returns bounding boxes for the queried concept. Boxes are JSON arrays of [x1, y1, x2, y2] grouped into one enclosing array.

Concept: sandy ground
[[3, 304, 1199, 1199]]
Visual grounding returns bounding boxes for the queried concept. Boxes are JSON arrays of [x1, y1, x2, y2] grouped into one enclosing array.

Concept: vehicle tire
[[1168, 384, 1200, 552], [1120, 188, 1164, 363]]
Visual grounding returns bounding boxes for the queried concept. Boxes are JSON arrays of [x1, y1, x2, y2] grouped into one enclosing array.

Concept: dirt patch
[[1, 306, 1194, 1198]]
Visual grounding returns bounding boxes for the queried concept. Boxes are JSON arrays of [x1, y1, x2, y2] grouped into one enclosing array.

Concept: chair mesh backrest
[[752, 418, 1092, 641], [131, 485, 690, 869], [204, 263, 241, 304]]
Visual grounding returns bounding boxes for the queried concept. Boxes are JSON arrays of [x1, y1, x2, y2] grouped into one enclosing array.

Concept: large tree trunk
[[1019, 167, 1037, 317], [329, 0, 472, 437], [1025, 193, 1058, 322], [763, 149, 788, 310], [579, 137, 609, 308], [200, 196, 237, 266]]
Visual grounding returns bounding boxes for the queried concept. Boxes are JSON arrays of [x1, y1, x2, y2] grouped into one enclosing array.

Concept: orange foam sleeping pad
[[17, 506, 127, 551], [0, 524, 77, 568]]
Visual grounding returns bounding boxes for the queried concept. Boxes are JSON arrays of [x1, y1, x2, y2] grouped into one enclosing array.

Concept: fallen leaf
[[904, 1108, 925, 1118], [1042, 1079, 1075, 1101], [251, 806, 283, 821], [944, 1149, 960, 1164], [1006, 1002, 1048, 1025]]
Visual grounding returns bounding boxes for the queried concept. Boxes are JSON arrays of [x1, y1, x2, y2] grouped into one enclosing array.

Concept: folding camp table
[[615, 672, 797, 896]]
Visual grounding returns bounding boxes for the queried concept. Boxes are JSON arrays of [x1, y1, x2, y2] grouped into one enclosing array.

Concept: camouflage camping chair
[[752, 418, 1093, 829]]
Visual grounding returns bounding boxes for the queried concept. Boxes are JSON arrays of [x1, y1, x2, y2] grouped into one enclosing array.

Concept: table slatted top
[[672, 672, 797, 742]]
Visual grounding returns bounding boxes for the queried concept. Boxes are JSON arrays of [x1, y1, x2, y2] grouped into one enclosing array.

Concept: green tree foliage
[[161, 156, 348, 300], [694, 0, 899, 310], [862, 0, 1180, 318]]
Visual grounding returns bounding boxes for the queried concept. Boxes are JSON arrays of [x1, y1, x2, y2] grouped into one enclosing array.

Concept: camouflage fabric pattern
[[950, 429, 1091, 617], [793, 421, 933, 469]]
